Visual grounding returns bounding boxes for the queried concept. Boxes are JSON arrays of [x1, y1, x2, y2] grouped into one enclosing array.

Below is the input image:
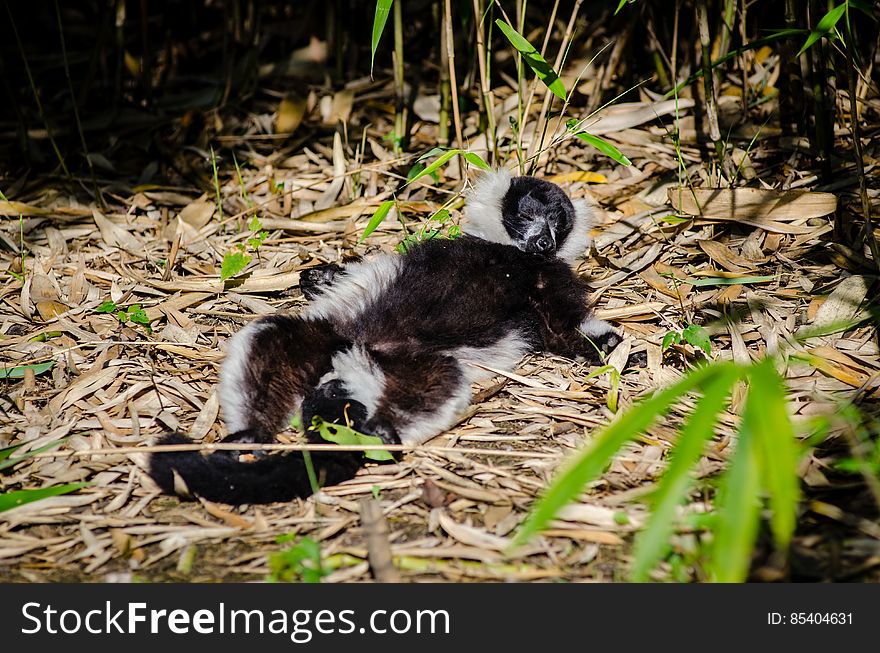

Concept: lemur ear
[[461, 169, 514, 245], [556, 197, 598, 264]]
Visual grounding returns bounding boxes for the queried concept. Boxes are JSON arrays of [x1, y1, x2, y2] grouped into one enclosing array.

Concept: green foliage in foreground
[[0, 438, 88, 513], [268, 535, 327, 583], [512, 357, 809, 582]]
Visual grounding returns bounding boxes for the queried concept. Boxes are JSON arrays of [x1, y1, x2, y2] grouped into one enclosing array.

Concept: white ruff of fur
[[461, 168, 514, 245], [319, 345, 386, 416], [303, 255, 402, 323], [219, 320, 273, 433], [556, 198, 596, 264]]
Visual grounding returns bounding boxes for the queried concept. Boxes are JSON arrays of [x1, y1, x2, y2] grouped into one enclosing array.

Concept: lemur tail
[[148, 433, 363, 504]]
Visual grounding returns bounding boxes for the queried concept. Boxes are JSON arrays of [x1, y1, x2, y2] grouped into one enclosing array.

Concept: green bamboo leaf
[[462, 151, 492, 171], [314, 419, 393, 462], [0, 437, 70, 471], [404, 149, 460, 186], [614, 0, 631, 15], [631, 365, 741, 581], [511, 361, 734, 548], [797, 3, 847, 56], [494, 20, 566, 100], [0, 482, 89, 513], [708, 409, 762, 582], [0, 361, 54, 379], [746, 359, 800, 549], [370, 0, 394, 76], [570, 129, 632, 166], [360, 199, 395, 242]]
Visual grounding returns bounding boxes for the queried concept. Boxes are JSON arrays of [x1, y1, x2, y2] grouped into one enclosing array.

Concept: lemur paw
[[625, 350, 648, 368], [300, 263, 346, 299]]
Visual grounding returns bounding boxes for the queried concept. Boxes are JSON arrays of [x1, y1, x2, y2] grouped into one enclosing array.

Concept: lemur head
[[463, 169, 595, 263]]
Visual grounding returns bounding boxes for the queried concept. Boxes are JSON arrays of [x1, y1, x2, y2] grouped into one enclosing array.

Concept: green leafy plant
[[220, 215, 269, 281], [662, 324, 712, 357], [96, 301, 151, 331], [511, 357, 808, 582], [268, 535, 327, 583]]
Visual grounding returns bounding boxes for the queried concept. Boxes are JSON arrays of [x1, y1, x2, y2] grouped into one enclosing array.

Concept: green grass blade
[[494, 19, 566, 100], [797, 3, 847, 56], [0, 361, 54, 379], [708, 409, 762, 582], [0, 437, 70, 471], [630, 365, 741, 581], [747, 359, 800, 549], [0, 482, 89, 513], [571, 131, 632, 166], [511, 362, 734, 548], [370, 0, 394, 77], [360, 199, 395, 242]]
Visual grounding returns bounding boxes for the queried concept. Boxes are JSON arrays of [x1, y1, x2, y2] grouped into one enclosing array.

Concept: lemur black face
[[501, 176, 575, 257]]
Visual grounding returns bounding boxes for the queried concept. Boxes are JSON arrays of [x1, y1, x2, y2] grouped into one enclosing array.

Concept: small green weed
[[96, 301, 151, 331], [662, 324, 711, 357], [268, 535, 327, 583]]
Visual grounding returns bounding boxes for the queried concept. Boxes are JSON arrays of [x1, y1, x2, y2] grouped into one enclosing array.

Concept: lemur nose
[[535, 235, 553, 252]]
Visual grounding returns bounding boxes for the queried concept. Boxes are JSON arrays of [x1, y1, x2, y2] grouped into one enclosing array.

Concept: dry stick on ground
[[25, 443, 561, 459], [359, 498, 401, 582]]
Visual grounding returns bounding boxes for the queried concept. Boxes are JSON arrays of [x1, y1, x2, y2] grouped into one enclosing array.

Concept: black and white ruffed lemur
[[148, 169, 626, 504]]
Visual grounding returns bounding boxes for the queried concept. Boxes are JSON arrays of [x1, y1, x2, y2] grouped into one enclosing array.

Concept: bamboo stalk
[[696, 0, 725, 168], [444, 0, 464, 153], [472, 0, 497, 163], [843, 7, 879, 271], [54, 0, 104, 208], [393, 0, 406, 153]]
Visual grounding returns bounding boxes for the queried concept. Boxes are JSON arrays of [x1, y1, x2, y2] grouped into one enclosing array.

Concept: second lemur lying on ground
[[149, 169, 627, 504]]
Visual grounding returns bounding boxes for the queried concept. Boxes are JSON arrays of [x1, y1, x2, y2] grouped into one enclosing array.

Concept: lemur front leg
[[531, 267, 621, 364]]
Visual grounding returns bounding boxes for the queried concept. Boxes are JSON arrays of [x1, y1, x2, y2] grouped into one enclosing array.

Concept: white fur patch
[[556, 197, 596, 264], [319, 345, 386, 416], [578, 316, 617, 339], [219, 319, 271, 433], [454, 331, 532, 382], [303, 254, 402, 323], [462, 168, 514, 245], [395, 380, 472, 445]]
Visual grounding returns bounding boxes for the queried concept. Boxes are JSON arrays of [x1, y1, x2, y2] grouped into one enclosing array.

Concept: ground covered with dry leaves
[[2, 74, 880, 582]]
